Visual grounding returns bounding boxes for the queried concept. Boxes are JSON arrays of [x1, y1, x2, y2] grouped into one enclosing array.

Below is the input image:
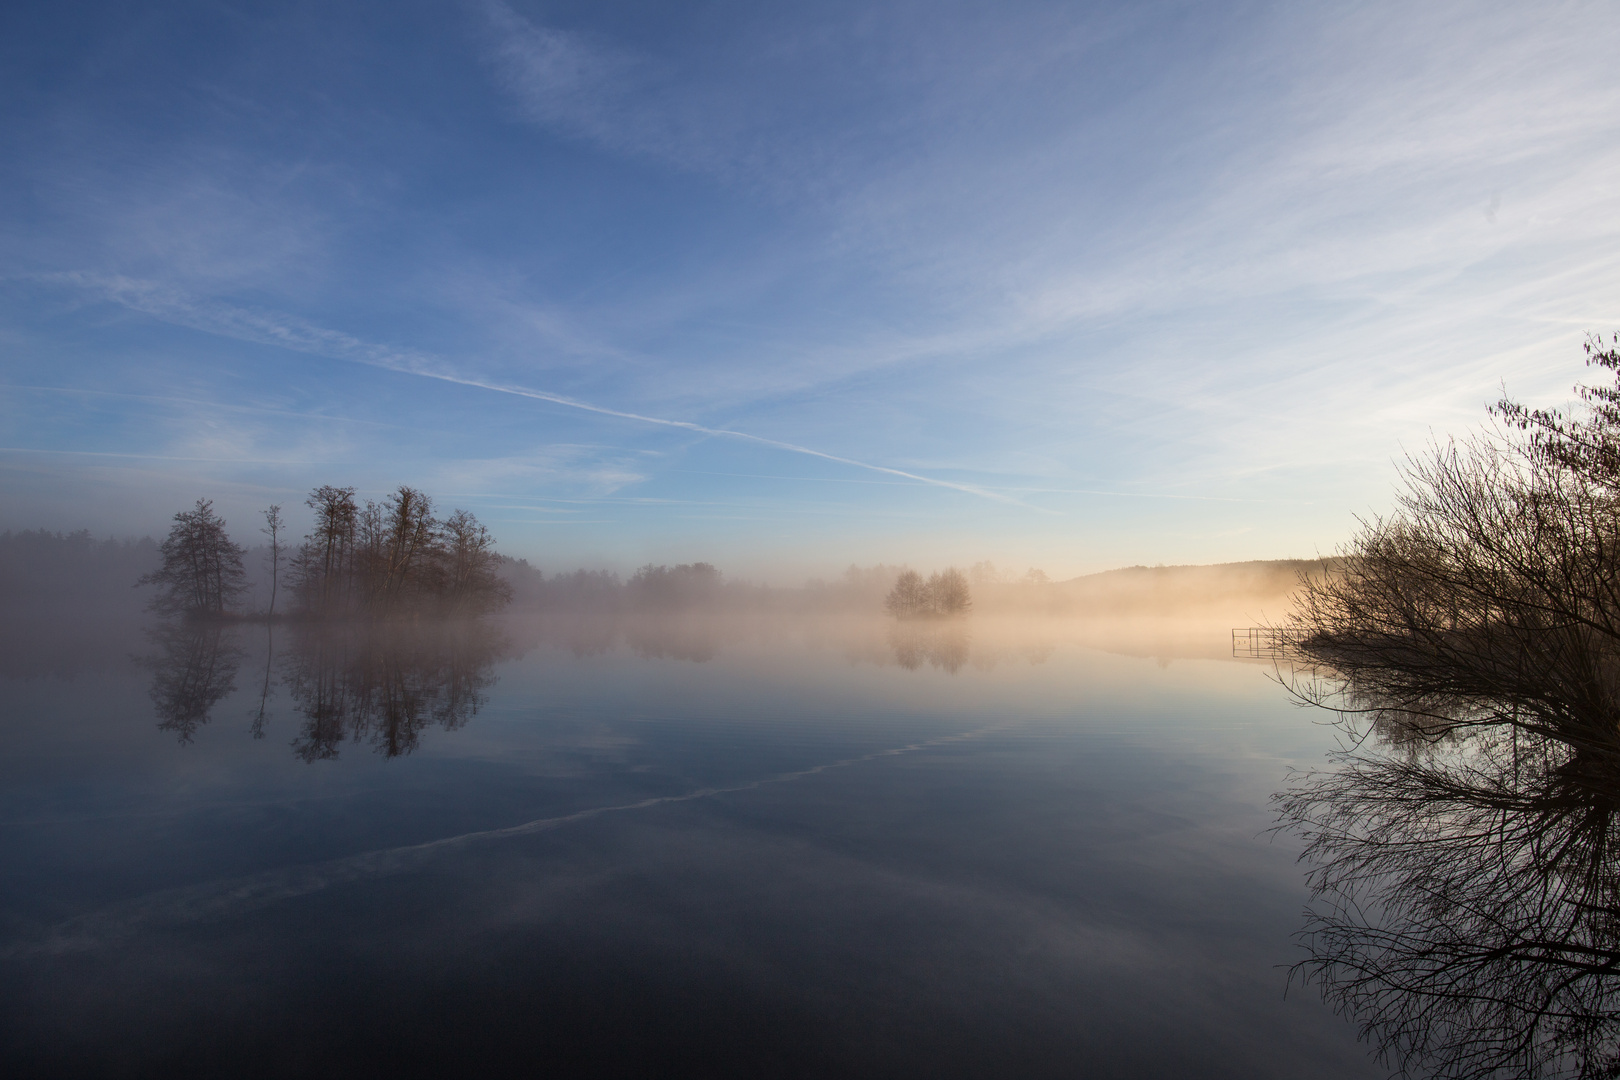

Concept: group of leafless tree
[[1277, 335, 1620, 1078], [884, 567, 972, 618], [291, 485, 510, 618], [136, 485, 510, 620]]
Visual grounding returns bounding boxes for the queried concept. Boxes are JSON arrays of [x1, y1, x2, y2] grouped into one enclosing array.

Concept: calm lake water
[[0, 613, 1384, 1078]]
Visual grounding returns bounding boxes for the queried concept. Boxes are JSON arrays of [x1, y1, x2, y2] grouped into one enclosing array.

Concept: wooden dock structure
[[1231, 627, 1305, 659]]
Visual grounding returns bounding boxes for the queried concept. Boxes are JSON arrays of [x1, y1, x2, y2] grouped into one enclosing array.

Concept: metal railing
[[1231, 627, 1304, 658]]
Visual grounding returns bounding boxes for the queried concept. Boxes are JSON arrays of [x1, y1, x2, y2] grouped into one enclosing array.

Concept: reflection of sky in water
[[0, 616, 1381, 1077]]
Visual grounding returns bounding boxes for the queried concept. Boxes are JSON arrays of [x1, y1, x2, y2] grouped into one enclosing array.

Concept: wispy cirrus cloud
[[12, 0, 1620, 566], [477, 0, 752, 180], [41, 271, 1024, 505], [479, 3, 634, 139]]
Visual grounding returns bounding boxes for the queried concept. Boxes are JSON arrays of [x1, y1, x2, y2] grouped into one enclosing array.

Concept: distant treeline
[[1046, 559, 1330, 615], [0, 530, 164, 680], [884, 567, 972, 618], [501, 560, 767, 612], [0, 522, 1323, 636], [0, 529, 159, 613], [135, 486, 511, 620], [283, 486, 509, 618]]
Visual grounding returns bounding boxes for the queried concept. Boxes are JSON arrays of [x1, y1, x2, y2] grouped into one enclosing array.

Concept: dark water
[[0, 614, 1382, 1078]]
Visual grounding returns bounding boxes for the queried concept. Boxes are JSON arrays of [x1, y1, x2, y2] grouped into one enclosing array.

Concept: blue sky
[[3, 0, 1619, 580]]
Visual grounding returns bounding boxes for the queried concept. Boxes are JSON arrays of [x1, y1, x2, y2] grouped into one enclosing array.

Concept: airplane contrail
[[43, 272, 1027, 507]]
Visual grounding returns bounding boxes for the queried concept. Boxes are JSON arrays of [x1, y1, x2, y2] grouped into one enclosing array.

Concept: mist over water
[[9, 0, 1620, 1070], [0, 569, 1387, 1078]]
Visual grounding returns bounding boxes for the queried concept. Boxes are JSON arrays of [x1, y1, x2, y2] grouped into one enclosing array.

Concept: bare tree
[[885, 567, 972, 617], [297, 485, 358, 615], [1285, 420, 1620, 754], [252, 504, 281, 739], [438, 508, 510, 615], [885, 569, 927, 617], [381, 486, 436, 606], [262, 504, 284, 618], [136, 499, 247, 618], [926, 567, 973, 615], [289, 484, 511, 620], [1275, 338, 1620, 1077]]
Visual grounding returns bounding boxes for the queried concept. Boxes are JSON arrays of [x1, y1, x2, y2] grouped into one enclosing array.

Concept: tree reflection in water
[[141, 623, 245, 744], [1279, 715, 1620, 1078], [282, 622, 508, 761], [1268, 345, 1620, 1077], [143, 620, 509, 760], [886, 619, 971, 673]]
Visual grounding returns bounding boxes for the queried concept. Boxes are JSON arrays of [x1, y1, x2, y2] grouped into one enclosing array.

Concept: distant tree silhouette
[[884, 569, 926, 617], [884, 567, 971, 618], [296, 485, 359, 614], [136, 499, 247, 617], [364, 485, 437, 608], [927, 567, 972, 615], [261, 504, 284, 617], [1, 529, 158, 614], [627, 562, 721, 609], [439, 508, 511, 615], [289, 484, 510, 619], [537, 568, 622, 610]]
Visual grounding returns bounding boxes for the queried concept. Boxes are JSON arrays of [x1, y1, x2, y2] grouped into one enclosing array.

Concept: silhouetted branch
[[1276, 342, 1620, 1077]]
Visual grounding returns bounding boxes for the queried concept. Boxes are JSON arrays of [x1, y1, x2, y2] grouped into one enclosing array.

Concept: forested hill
[[952, 559, 1327, 617], [1045, 559, 1329, 614], [0, 529, 159, 615], [0, 530, 162, 680]]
